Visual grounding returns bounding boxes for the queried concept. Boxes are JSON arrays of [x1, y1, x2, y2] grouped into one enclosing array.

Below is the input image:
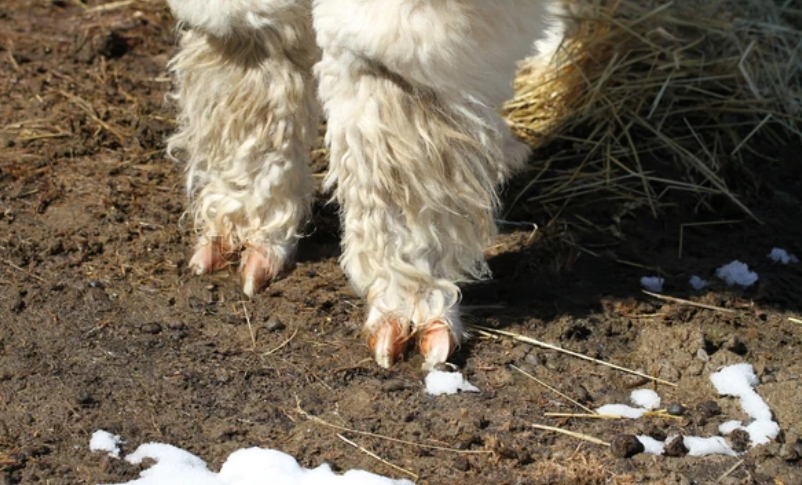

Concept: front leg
[[313, 0, 555, 367], [167, 1, 319, 296]]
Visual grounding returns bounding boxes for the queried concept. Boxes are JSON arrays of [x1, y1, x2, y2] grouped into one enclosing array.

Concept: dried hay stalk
[[506, 0, 801, 217]]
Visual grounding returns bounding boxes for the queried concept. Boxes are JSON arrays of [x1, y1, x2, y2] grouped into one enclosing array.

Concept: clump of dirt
[[1, 2, 801, 485]]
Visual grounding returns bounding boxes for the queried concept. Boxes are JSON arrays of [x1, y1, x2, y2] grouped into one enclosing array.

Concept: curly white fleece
[[167, 0, 561, 359]]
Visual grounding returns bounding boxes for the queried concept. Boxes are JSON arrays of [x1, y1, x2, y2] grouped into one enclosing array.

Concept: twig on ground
[[642, 290, 736, 313], [84, 0, 135, 13], [544, 411, 683, 420], [470, 324, 677, 387], [241, 302, 256, 350], [3, 260, 46, 283], [262, 328, 299, 357], [337, 434, 419, 481], [295, 404, 493, 455], [510, 365, 597, 415], [716, 459, 745, 483], [531, 423, 610, 447]]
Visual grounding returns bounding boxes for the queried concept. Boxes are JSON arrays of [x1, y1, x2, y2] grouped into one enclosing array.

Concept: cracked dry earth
[[1, 2, 801, 485]]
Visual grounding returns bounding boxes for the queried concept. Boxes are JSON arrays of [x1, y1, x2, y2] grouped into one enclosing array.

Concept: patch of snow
[[683, 436, 737, 457], [594, 363, 780, 458], [719, 420, 743, 435], [630, 389, 661, 411], [424, 370, 479, 396], [744, 420, 781, 446], [90, 430, 122, 458], [715, 261, 758, 287], [594, 404, 646, 419], [636, 436, 665, 455], [710, 363, 779, 446], [640, 276, 664, 292], [767, 248, 798, 264], [689, 275, 709, 290], [97, 440, 415, 485]]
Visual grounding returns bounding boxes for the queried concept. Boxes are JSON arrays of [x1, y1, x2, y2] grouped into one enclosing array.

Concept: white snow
[[767, 248, 798, 264], [96, 440, 414, 485], [710, 363, 779, 446], [715, 261, 758, 287], [640, 276, 664, 292], [683, 436, 738, 457], [630, 389, 661, 410], [636, 436, 665, 455], [90, 430, 122, 458], [594, 404, 646, 419], [718, 420, 743, 435], [592, 364, 779, 458], [689, 275, 709, 290], [424, 370, 480, 396]]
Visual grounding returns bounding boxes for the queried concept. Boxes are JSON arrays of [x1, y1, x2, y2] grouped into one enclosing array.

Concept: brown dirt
[[1, 2, 801, 485]]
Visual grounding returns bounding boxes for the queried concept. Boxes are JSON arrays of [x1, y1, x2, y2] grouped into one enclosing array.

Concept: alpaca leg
[[167, 1, 318, 296], [313, 0, 556, 368]]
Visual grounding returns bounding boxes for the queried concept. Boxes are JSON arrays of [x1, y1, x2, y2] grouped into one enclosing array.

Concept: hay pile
[[505, 0, 802, 220]]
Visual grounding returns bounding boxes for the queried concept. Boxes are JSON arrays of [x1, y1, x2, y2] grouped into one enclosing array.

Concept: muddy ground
[[1, 2, 801, 484]]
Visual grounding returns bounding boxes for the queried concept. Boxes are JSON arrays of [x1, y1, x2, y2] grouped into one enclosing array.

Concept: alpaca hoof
[[188, 236, 232, 275], [367, 318, 410, 368], [419, 320, 457, 370], [240, 245, 280, 298]]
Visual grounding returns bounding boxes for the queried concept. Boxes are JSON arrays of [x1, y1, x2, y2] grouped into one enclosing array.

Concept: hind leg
[[313, 0, 555, 368], [167, 0, 318, 296]]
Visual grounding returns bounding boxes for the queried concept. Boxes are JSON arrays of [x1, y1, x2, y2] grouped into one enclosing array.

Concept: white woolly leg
[[167, 2, 319, 296], [313, 0, 556, 367]]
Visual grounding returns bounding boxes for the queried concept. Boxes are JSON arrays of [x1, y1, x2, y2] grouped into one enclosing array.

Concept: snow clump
[[767, 248, 798, 264], [689, 275, 709, 290], [715, 261, 758, 287], [93, 441, 415, 485], [90, 430, 122, 458], [640, 276, 664, 292], [425, 370, 480, 396]]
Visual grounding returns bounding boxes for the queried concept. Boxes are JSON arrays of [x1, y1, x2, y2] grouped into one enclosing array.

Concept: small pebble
[[696, 400, 721, 418], [75, 390, 95, 407], [727, 429, 750, 453], [725, 335, 747, 355], [88, 280, 105, 289], [454, 433, 479, 450], [644, 425, 667, 442], [623, 373, 650, 389], [570, 383, 592, 404], [381, 380, 408, 393], [223, 313, 245, 325], [663, 436, 688, 457], [187, 296, 206, 312], [140, 322, 162, 334], [524, 351, 543, 367], [452, 456, 469, 471], [778, 442, 800, 462], [610, 434, 644, 458], [667, 403, 686, 416], [264, 316, 286, 332], [516, 447, 532, 465], [507, 344, 530, 363]]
